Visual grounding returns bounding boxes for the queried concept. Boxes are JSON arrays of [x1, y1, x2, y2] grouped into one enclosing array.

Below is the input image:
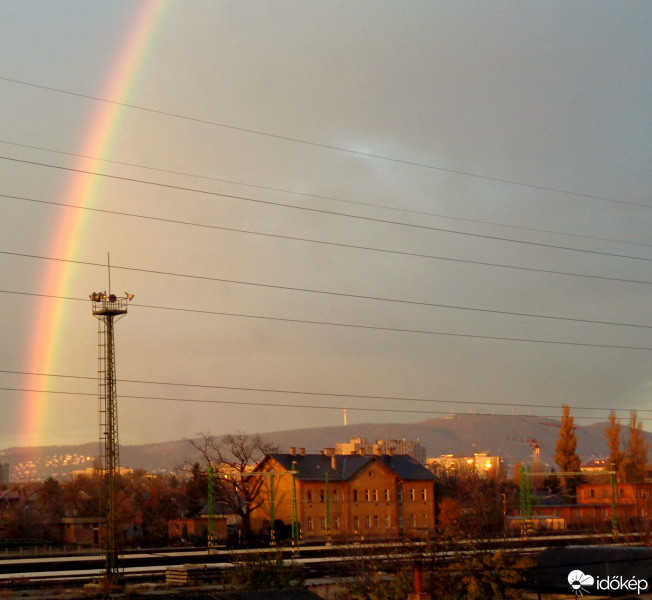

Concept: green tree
[[623, 410, 650, 483], [605, 410, 624, 482], [554, 404, 581, 496]]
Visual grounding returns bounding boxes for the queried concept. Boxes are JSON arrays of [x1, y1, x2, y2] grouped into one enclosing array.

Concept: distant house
[[60, 516, 102, 545], [168, 516, 227, 543], [250, 448, 435, 541], [335, 436, 427, 464], [516, 482, 652, 530], [427, 453, 504, 479]]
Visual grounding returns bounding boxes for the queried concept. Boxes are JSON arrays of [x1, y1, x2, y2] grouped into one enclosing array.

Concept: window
[[307, 517, 313, 530], [306, 490, 312, 503], [422, 514, 428, 526], [333, 489, 338, 503], [373, 489, 378, 502], [353, 516, 359, 531], [421, 488, 427, 501], [384, 489, 390, 501], [353, 490, 358, 502], [398, 515, 404, 528], [385, 514, 391, 527], [397, 488, 403, 502], [334, 517, 340, 530], [409, 489, 415, 501], [411, 514, 416, 527], [320, 517, 326, 530], [364, 489, 370, 502], [320, 489, 325, 503], [373, 515, 379, 527], [588, 488, 595, 498], [365, 515, 371, 529]]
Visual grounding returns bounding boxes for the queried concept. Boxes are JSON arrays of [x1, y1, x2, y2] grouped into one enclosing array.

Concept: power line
[[3, 138, 651, 250], [2, 288, 652, 351], [5, 195, 652, 286], [2, 278, 652, 331], [2, 155, 652, 263], [3, 369, 650, 414], [0, 386, 641, 422], [2, 76, 651, 211]]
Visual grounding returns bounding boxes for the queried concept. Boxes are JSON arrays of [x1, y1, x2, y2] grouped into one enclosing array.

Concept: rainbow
[[22, 0, 169, 446]]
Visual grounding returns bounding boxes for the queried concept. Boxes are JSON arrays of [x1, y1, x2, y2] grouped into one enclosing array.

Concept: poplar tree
[[554, 404, 581, 495], [604, 410, 624, 482], [623, 410, 650, 483]]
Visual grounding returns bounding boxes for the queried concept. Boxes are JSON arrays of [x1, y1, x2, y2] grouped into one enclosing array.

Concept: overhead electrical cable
[[2, 282, 652, 329], [2, 76, 651, 211], [2, 369, 650, 414], [2, 289, 651, 351], [4, 196, 652, 286], [2, 156, 652, 263], [0, 386, 641, 422], [2, 139, 650, 250]]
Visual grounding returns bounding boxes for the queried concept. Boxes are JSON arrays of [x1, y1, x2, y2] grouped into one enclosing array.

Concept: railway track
[[0, 532, 632, 589]]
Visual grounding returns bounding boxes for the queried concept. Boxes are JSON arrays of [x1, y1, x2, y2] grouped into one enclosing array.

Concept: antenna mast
[[89, 285, 133, 586]]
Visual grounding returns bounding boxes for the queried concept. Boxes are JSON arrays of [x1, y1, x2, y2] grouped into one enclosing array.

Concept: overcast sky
[[0, 1, 651, 450]]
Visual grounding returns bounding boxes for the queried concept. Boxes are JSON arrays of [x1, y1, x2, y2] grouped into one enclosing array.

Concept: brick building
[[251, 448, 435, 541], [520, 482, 652, 530]]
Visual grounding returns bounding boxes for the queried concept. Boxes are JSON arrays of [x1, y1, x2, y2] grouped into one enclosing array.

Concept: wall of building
[[251, 456, 435, 541]]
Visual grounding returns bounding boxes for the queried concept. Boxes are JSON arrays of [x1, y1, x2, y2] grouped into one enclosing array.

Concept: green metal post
[[291, 462, 299, 554], [519, 466, 532, 537], [610, 468, 618, 538], [207, 466, 215, 552], [325, 472, 331, 544], [269, 472, 275, 546]]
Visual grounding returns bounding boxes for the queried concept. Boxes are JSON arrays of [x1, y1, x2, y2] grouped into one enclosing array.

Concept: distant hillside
[[257, 414, 636, 472], [1, 415, 650, 481]]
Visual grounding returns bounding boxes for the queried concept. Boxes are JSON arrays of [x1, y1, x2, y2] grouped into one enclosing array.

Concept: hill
[[1, 415, 649, 481]]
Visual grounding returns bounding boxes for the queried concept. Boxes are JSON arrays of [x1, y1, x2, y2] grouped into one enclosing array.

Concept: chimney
[[331, 455, 337, 470], [323, 447, 335, 456], [289, 447, 296, 455], [358, 448, 365, 456], [299, 448, 305, 456], [373, 447, 382, 456]]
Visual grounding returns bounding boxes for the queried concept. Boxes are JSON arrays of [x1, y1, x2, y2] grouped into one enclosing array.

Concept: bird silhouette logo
[[568, 570, 594, 596]]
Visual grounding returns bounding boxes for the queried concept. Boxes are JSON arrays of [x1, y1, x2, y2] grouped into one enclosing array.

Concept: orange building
[[577, 482, 652, 519], [251, 449, 435, 541]]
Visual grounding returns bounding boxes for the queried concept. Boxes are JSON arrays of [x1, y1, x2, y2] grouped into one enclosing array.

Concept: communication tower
[[90, 289, 133, 584]]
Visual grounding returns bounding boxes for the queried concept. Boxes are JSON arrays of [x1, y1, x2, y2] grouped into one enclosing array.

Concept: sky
[[0, 1, 651, 450]]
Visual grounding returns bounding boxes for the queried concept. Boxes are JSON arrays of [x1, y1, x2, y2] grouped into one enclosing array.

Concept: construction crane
[[505, 437, 543, 475]]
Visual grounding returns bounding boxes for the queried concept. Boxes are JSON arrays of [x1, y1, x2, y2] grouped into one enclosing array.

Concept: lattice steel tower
[[90, 290, 133, 584]]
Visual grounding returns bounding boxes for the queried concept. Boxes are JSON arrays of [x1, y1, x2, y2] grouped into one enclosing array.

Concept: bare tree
[[188, 432, 278, 539]]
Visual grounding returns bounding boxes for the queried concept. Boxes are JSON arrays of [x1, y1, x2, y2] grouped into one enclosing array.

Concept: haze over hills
[[1, 415, 649, 481]]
